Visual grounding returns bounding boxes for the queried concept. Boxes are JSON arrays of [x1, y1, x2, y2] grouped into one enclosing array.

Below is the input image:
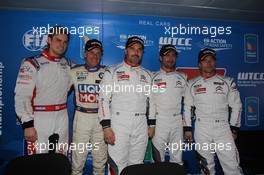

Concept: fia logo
[[23, 30, 47, 51]]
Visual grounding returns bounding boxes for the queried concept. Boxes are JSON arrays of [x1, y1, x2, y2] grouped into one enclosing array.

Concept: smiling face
[[199, 55, 216, 74], [125, 43, 143, 66], [85, 47, 102, 67], [47, 34, 69, 57]]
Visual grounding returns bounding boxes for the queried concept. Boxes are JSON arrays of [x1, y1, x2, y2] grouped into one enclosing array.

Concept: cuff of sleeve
[[184, 126, 192, 132], [230, 125, 239, 133], [100, 119, 111, 129], [22, 120, 34, 129], [147, 119, 156, 126]]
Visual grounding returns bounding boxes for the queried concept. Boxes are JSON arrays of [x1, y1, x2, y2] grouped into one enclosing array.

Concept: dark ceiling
[[0, 0, 264, 22]]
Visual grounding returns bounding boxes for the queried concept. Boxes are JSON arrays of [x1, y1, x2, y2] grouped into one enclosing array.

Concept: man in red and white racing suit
[[183, 48, 243, 174], [70, 39, 107, 175], [151, 44, 187, 164], [14, 27, 72, 154], [98, 36, 155, 175]]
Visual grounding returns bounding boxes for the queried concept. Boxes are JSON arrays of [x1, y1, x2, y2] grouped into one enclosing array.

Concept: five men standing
[[15, 30, 243, 174]]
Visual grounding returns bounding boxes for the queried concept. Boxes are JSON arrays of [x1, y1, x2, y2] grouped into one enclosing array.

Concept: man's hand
[[184, 131, 192, 143], [24, 127, 38, 142], [103, 127, 115, 145], [232, 132, 237, 140], [148, 127, 155, 138], [230, 126, 239, 140]]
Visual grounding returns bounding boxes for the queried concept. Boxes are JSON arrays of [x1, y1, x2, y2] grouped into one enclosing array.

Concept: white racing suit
[[183, 74, 243, 175], [98, 61, 154, 175], [14, 49, 72, 154], [70, 65, 107, 175], [151, 69, 187, 164]]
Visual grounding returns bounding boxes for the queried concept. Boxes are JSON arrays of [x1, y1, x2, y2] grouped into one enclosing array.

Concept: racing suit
[[98, 61, 154, 175], [14, 48, 72, 154], [151, 69, 187, 164], [70, 65, 107, 175], [183, 74, 243, 175]]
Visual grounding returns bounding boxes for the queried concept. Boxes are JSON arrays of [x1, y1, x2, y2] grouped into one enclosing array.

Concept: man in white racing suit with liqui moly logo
[[70, 39, 107, 175]]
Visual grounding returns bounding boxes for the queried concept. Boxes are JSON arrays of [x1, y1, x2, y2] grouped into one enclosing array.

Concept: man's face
[[161, 51, 176, 69], [125, 43, 143, 65], [47, 34, 68, 57], [85, 47, 102, 67], [199, 55, 216, 73]]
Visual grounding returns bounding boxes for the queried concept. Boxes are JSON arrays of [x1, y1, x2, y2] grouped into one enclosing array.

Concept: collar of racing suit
[[85, 64, 101, 72], [160, 68, 176, 74], [42, 48, 61, 62], [202, 72, 217, 80], [124, 59, 140, 68]]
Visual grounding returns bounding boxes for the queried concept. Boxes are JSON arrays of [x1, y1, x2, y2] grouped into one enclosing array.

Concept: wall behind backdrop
[[0, 9, 263, 174]]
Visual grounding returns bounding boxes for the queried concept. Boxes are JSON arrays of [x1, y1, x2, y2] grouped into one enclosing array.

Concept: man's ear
[[47, 37, 52, 45], [198, 62, 202, 69], [159, 56, 162, 62]]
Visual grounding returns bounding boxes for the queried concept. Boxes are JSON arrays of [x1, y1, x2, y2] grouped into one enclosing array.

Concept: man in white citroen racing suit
[[98, 36, 155, 175], [14, 27, 72, 154], [70, 39, 107, 175], [183, 48, 243, 174], [151, 44, 187, 164]]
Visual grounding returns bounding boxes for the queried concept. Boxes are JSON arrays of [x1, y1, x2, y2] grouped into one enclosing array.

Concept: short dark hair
[[198, 48, 216, 63], [48, 26, 70, 40], [85, 39, 103, 52], [47, 26, 70, 48], [125, 36, 144, 49], [160, 44, 178, 56]]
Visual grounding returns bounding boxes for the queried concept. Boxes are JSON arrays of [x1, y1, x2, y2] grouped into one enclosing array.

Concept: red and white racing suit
[[14, 49, 72, 154], [183, 74, 243, 175], [98, 61, 154, 175], [151, 69, 187, 164], [70, 65, 107, 175]]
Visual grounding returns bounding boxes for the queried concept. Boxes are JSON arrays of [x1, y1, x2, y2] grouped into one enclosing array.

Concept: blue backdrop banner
[[0, 9, 263, 174]]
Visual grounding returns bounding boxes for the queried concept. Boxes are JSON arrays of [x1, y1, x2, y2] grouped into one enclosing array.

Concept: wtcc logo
[[159, 37, 192, 52], [237, 72, 264, 81], [22, 30, 47, 51], [237, 72, 264, 87]]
